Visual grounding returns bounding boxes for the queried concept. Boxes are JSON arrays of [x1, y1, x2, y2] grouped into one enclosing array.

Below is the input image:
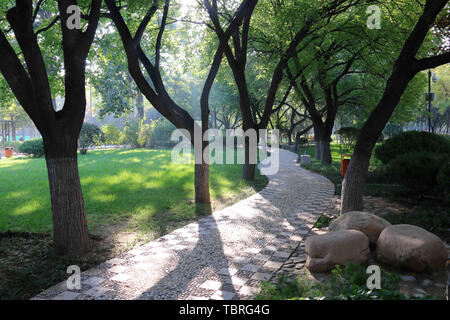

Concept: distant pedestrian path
[[33, 149, 334, 300]]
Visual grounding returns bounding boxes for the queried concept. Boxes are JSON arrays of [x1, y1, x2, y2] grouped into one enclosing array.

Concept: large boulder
[[377, 224, 447, 272], [329, 211, 391, 244], [305, 230, 370, 273]]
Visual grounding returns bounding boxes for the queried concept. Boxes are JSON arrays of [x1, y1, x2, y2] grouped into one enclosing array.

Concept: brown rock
[[305, 230, 370, 273], [330, 211, 391, 244], [377, 224, 447, 272]]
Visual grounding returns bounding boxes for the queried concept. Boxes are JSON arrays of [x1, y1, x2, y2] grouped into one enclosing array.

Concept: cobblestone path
[[33, 149, 334, 300]]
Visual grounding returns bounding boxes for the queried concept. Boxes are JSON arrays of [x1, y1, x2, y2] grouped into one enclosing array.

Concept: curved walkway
[[33, 149, 335, 300]]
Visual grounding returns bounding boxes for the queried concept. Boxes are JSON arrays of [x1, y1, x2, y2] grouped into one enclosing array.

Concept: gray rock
[[305, 230, 370, 273], [329, 211, 391, 244], [377, 224, 447, 272]]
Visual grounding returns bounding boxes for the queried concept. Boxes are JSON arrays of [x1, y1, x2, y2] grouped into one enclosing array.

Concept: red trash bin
[[341, 154, 352, 176], [4, 147, 13, 158]]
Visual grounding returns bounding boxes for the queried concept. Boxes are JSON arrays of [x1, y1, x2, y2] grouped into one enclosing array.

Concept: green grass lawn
[[0, 148, 267, 236]]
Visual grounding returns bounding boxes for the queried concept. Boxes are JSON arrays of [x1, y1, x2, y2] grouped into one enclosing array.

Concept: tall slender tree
[[203, 0, 362, 180], [104, 0, 258, 203]]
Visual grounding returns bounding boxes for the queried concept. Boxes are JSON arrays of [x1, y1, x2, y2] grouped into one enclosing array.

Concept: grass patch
[[0, 148, 267, 235], [256, 263, 439, 300]]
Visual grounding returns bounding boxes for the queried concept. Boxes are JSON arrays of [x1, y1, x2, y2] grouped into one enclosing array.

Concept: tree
[[341, 0, 450, 213], [104, 0, 258, 203], [203, 0, 363, 179], [0, 0, 102, 255]]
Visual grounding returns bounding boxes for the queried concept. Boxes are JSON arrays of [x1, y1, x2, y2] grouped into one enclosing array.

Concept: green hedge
[[387, 151, 448, 191], [437, 161, 450, 198], [375, 131, 450, 165], [18, 138, 44, 157]]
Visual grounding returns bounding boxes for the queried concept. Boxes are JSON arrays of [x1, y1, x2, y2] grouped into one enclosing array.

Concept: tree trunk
[[313, 125, 321, 159], [194, 162, 210, 203], [340, 152, 370, 213], [320, 140, 332, 165], [242, 133, 256, 181], [10, 113, 16, 141], [44, 136, 90, 255]]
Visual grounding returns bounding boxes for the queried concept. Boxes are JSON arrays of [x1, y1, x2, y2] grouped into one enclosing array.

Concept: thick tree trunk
[[340, 152, 370, 213], [44, 136, 90, 255], [243, 163, 256, 181], [313, 125, 321, 159], [194, 162, 210, 203], [319, 140, 332, 165]]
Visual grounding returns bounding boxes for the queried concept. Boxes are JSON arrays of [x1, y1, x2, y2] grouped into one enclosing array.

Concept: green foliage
[[256, 263, 436, 300], [386, 152, 448, 191], [2, 140, 23, 151], [336, 127, 360, 152], [437, 161, 450, 198], [79, 123, 104, 154], [327, 263, 406, 300], [374, 131, 450, 165], [256, 274, 325, 300], [137, 123, 153, 148], [383, 123, 403, 138], [314, 215, 333, 229], [18, 139, 44, 158], [101, 124, 121, 145], [119, 120, 141, 148], [148, 119, 176, 148], [137, 119, 177, 148]]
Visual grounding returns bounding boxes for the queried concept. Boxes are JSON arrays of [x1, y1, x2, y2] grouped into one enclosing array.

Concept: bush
[[18, 139, 44, 157], [137, 123, 153, 148], [102, 124, 121, 145], [119, 120, 141, 148], [386, 151, 448, 191], [2, 140, 23, 151], [79, 123, 104, 154], [375, 131, 450, 165], [437, 161, 450, 198], [149, 119, 176, 148]]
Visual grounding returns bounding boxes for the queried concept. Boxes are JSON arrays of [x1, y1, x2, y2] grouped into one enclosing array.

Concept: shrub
[[119, 120, 141, 148], [149, 119, 176, 148], [137, 123, 153, 148], [375, 131, 450, 164], [298, 137, 308, 145], [79, 123, 104, 154], [18, 138, 44, 157], [2, 140, 23, 151], [386, 151, 448, 191], [102, 124, 121, 145], [437, 161, 450, 198]]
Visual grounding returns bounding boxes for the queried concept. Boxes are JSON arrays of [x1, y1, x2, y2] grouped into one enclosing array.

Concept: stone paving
[[32, 148, 334, 300]]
